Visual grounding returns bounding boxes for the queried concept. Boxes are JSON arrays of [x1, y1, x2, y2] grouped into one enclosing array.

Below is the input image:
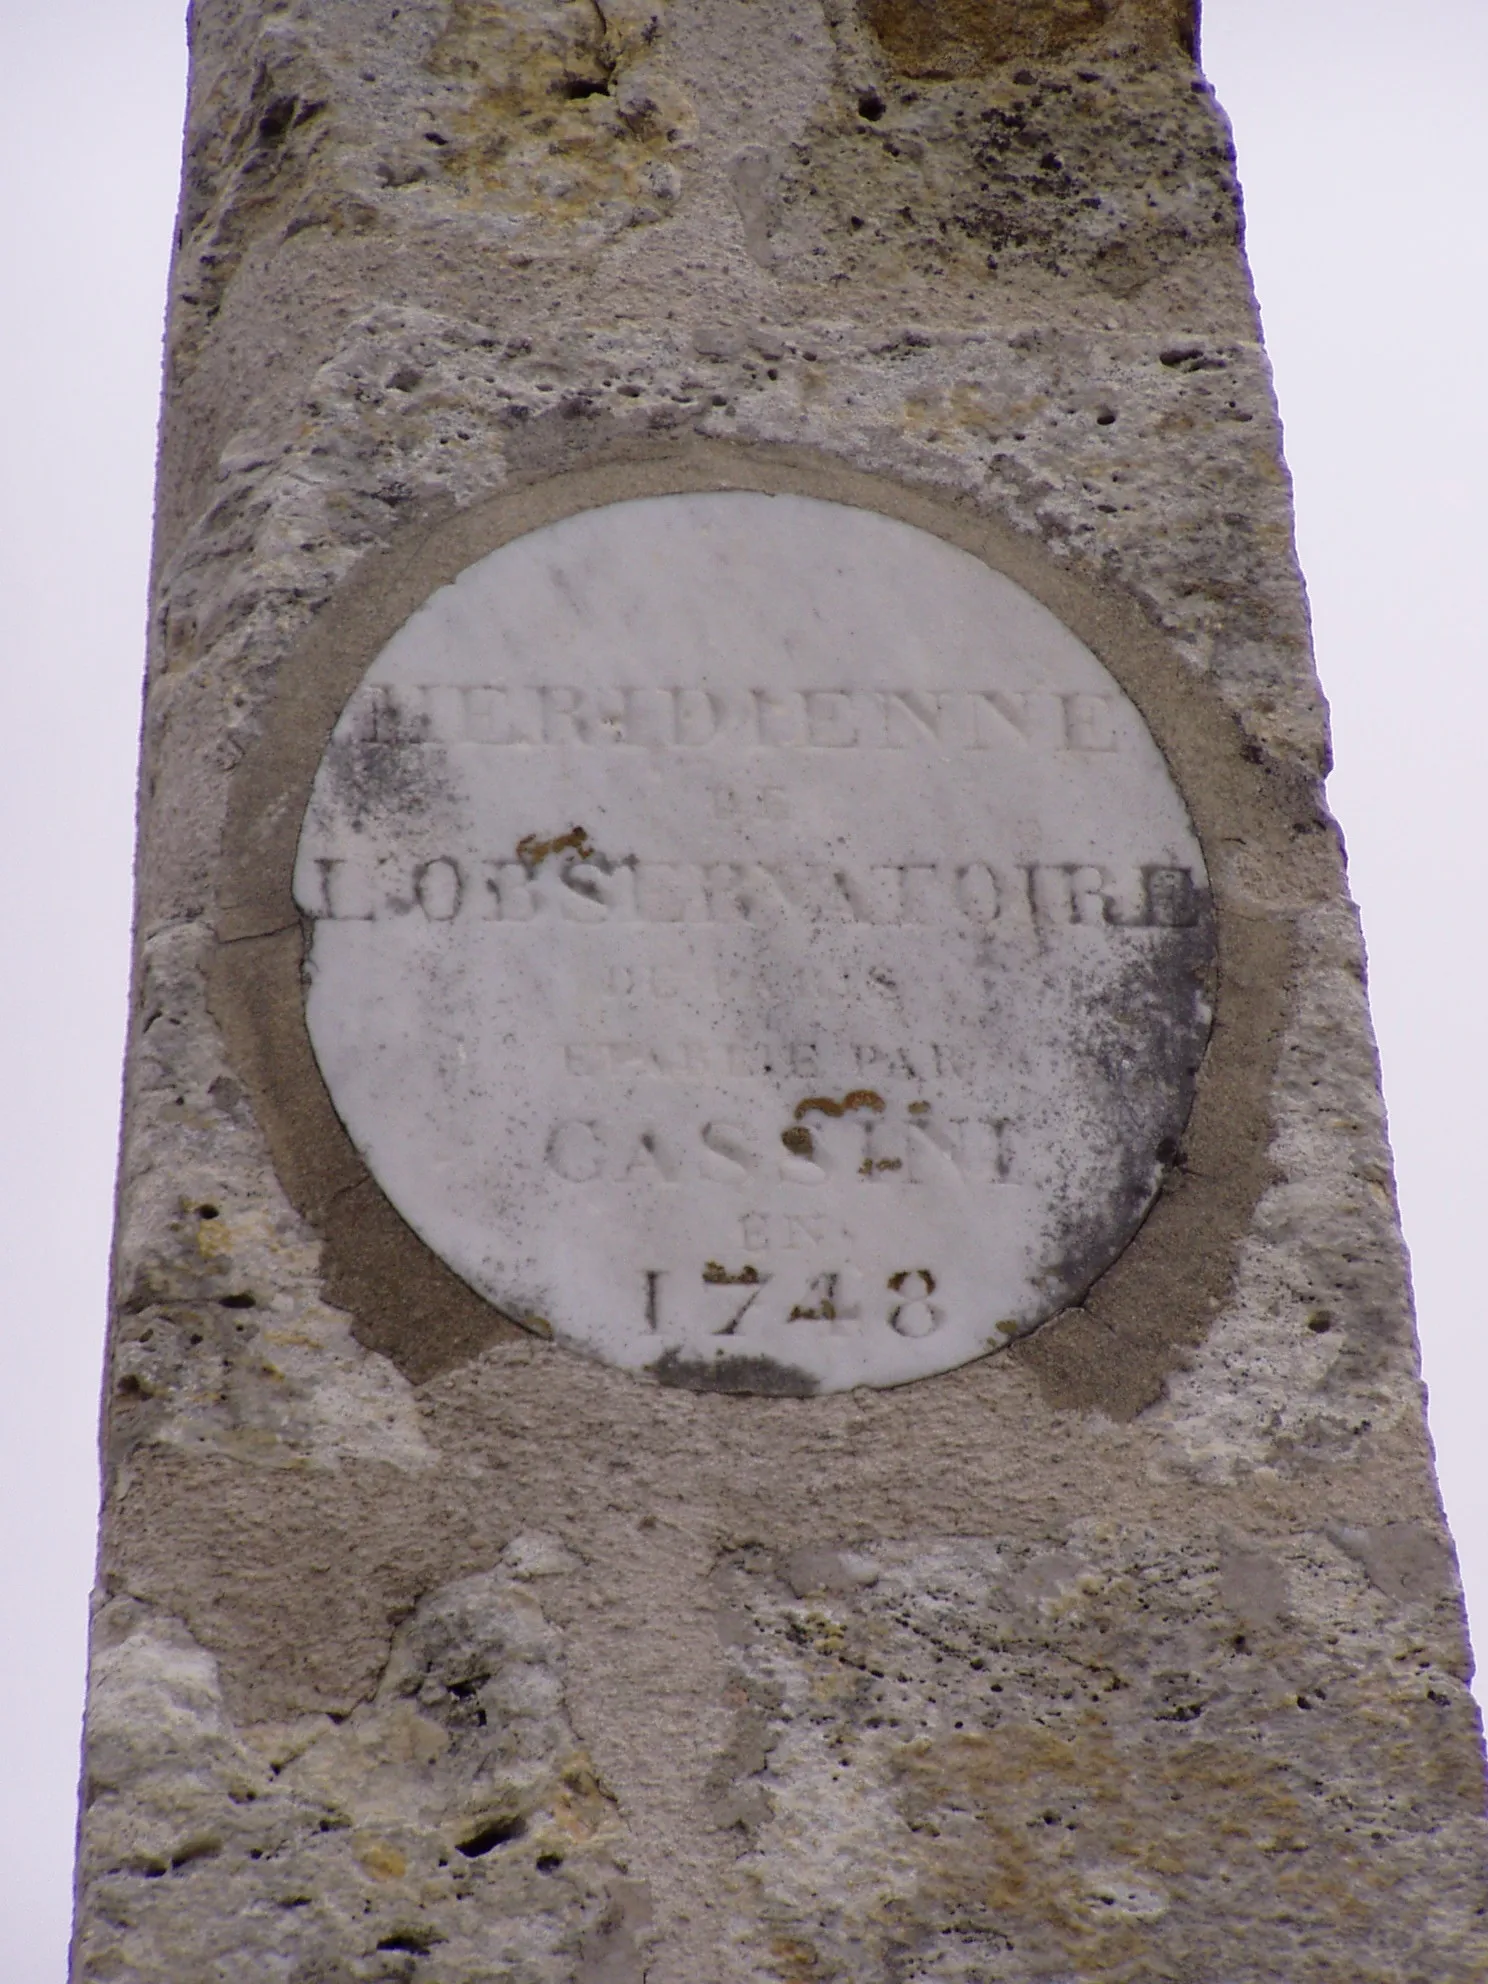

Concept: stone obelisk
[[75, 2, 1488, 1978]]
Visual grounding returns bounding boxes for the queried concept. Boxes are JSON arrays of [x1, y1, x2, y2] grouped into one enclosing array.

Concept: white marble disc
[[294, 492, 1212, 1394]]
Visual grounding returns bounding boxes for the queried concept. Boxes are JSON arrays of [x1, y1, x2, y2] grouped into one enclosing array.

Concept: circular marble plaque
[[295, 492, 1213, 1393]]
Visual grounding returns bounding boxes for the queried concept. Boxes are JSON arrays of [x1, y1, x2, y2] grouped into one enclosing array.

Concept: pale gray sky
[[2, 1, 1483, 1974]]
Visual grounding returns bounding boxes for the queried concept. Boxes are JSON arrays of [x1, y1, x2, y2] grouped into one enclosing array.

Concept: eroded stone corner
[[75, 1535, 654, 1983]]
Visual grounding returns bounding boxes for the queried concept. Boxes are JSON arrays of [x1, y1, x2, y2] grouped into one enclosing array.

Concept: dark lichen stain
[[650, 1348, 819, 1397], [515, 825, 594, 873], [889, 1269, 937, 1294], [1014, 885, 1287, 1423], [1031, 907, 1214, 1314], [704, 1262, 764, 1286], [780, 1126, 815, 1158], [795, 1090, 886, 1120], [317, 709, 460, 836]]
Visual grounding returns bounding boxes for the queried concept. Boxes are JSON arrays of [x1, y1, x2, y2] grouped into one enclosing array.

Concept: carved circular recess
[[295, 492, 1213, 1393]]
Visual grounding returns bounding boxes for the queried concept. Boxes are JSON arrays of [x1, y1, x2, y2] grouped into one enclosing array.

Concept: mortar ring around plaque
[[290, 489, 1215, 1394]]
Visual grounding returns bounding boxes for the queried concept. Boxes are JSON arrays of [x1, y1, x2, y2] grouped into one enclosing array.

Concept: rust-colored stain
[[515, 825, 593, 872], [423, 0, 695, 230], [704, 1262, 763, 1286], [780, 1126, 815, 1158], [888, 1269, 936, 1293], [548, 1752, 620, 1845], [883, 1721, 1379, 1971], [353, 1836, 407, 1882], [859, 1157, 903, 1175], [794, 1090, 886, 1121], [862, 0, 1193, 77], [768, 1935, 823, 1982], [788, 1297, 837, 1321]]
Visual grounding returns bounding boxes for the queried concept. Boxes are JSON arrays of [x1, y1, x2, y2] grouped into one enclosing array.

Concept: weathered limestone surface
[[75, 1, 1488, 1979]]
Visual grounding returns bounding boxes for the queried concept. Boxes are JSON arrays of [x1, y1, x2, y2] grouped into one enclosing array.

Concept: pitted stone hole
[[378, 1932, 439, 1954], [857, 90, 886, 120], [536, 1853, 565, 1874], [220, 1291, 257, 1310], [1160, 345, 1226, 373], [457, 1815, 526, 1858], [171, 1837, 222, 1870], [257, 97, 300, 145], [449, 1675, 489, 1726], [196, 1204, 219, 1221], [559, 75, 610, 99]]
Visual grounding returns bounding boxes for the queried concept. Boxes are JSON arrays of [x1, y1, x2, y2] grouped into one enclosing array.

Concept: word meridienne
[[345, 683, 1125, 752]]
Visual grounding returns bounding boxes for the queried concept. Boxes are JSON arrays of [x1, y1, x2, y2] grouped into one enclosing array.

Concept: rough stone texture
[[75, 0, 1488, 1979], [77, 1539, 651, 1982]]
